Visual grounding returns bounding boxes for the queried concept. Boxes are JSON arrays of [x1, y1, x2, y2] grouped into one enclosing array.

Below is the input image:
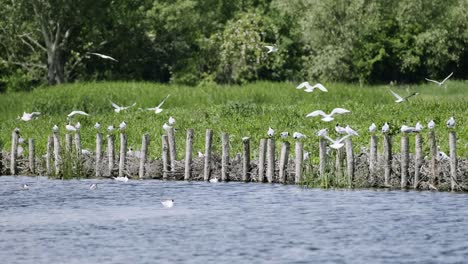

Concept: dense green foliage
[[1, 0, 467, 90], [0, 81, 466, 160]]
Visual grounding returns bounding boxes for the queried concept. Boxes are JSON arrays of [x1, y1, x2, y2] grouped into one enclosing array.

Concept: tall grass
[[0, 81, 466, 161]]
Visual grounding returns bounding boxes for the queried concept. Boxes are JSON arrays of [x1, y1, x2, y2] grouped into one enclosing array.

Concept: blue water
[[1, 176, 467, 264]]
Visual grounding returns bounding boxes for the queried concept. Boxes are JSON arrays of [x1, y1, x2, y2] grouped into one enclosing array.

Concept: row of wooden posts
[[5, 128, 460, 190]]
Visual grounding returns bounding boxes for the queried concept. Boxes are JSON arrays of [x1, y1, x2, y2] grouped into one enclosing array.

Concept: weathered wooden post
[[242, 137, 250, 182], [294, 141, 303, 184], [0, 141, 3, 175], [319, 137, 327, 178], [107, 135, 115, 176], [345, 138, 354, 187], [65, 133, 72, 152], [279, 142, 290, 184], [258, 139, 267, 182], [383, 134, 392, 186], [74, 132, 82, 159], [184, 129, 194, 180], [429, 130, 437, 185], [118, 133, 127, 177], [335, 148, 344, 178], [28, 138, 35, 174], [221, 133, 230, 181], [369, 135, 378, 180], [449, 131, 457, 191], [203, 129, 213, 181], [400, 135, 409, 188], [46, 136, 53, 175], [95, 133, 103, 177], [167, 128, 177, 172], [53, 130, 61, 175], [266, 138, 275, 183], [414, 133, 423, 189], [139, 133, 150, 179], [10, 129, 19, 175], [162, 135, 169, 180]]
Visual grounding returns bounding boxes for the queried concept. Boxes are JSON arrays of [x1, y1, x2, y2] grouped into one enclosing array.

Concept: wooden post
[[429, 130, 437, 185], [383, 135, 392, 186], [28, 138, 35, 174], [294, 142, 303, 184], [242, 137, 250, 182], [414, 134, 422, 189], [65, 134, 72, 152], [449, 131, 457, 191], [139, 134, 150, 179], [319, 138, 327, 178], [46, 136, 53, 175], [335, 148, 344, 178], [10, 130, 18, 175], [107, 135, 115, 177], [345, 138, 354, 187], [279, 142, 290, 184], [162, 135, 169, 179], [203, 129, 213, 181], [400, 135, 409, 189], [95, 133, 103, 177], [118, 133, 127, 178], [221, 133, 230, 181], [184, 129, 194, 180], [0, 141, 3, 175], [266, 138, 275, 183], [258, 139, 267, 182], [167, 128, 177, 172], [74, 132, 82, 159], [53, 131, 61, 175], [369, 135, 378, 179]]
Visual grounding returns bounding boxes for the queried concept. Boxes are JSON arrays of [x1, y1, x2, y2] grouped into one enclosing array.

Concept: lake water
[[1, 176, 468, 264]]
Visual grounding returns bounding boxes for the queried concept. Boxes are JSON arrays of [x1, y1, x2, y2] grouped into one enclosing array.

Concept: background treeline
[[1, 0, 467, 91]]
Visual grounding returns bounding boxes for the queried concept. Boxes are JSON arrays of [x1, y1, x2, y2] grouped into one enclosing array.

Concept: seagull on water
[[306, 108, 350, 122], [335, 124, 347, 135], [389, 89, 419, 103], [89, 183, 98, 190], [161, 199, 174, 208], [209, 178, 219, 183], [147, 95, 170, 114], [114, 176, 129, 182], [18, 112, 40, 121], [296, 82, 328, 92], [265, 45, 278, 54], [267, 127, 275, 137], [323, 135, 351, 149], [382, 122, 390, 133], [369, 123, 377, 133], [111, 101, 136, 113], [94, 122, 101, 129], [68, 111, 89, 118], [345, 125, 359, 136], [428, 120, 435, 130], [293, 132, 306, 139], [425, 72, 453, 87], [316, 128, 328, 137], [88, 52, 118, 62], [446, 117, 455, 129], [280, 132, 289, 138], [414, 122, 424, 132], [22, 184, 29, 190], [168, 116, 176, 125]]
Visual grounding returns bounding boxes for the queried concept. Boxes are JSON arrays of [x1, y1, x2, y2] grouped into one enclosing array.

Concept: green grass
[[0, 81, 467, 162]]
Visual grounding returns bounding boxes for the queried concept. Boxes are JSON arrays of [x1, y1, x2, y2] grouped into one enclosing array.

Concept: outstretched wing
[[68, 110, 89, 117], [441, 72, 454, 84], [31, 112, 41, 116], [389, 90, 403, 100], [296, 82, 309, 89], [323, 135, 336, 144], [404, 92, 419, 100], [89, 52, 118, 62], [425, 78, 441, 85], [337, 134, 351, 143], [157, 94, 171, 108], [312, 83, 328, 92], [330, 108, 350, 115], [306, 110, 326, 118], [110, 101, 120, 109]]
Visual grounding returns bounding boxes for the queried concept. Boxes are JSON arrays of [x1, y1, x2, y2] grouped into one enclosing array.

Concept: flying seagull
[[306, 108, 350, 122], [147, 95, 170, 114], [425, 72, 453, 86], [18, 112, 40, 121], [111, 101, 136, 113], [296, 82, 328, 92], [265, 45, 278, 54], [389, 89, 418, 103], [68, 111, 89, 117], [323, 135, 351, 149], [88, 52, 118, 62]]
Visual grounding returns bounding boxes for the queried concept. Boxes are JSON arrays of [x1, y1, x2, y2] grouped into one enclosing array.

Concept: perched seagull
[[267, 127, 275, 137], [68, 111, 89, 118], [161, 199, 174, 208], [75, 122, 81, 130], [296, 82, 328, 92], [446, 117, 455, 129], [280, 132, 289, 138], [401, 125, 416, 133], [293, 132, 307, 139], [306, 108, 350, 122], [324, 135, 351, 149], [389, 89, 419, 103], [82, 149, 92, 156], [94, 122, 101, 129], [163, 123, 172, 130], [265, 45, 278, 54], [382, 122, 390, 133], [147, 94, 170, 114], [197, 151, 204, 158], [114, 176, 128, 182], [414, 122, 424, 132], [303, 151, 310, 161], [316, 128, 328, 137], [111, 101, 136, 113], [65, 123, 77, 132], [119, 121, 127, 130], [52, 124, 59, 133], [18, 112, 40, 121], [369, 123, 377, 133], [437, 149, 449, 161], [127, 148, 142, 158], [345, 125, 359, 136], [22, 184, 29, 190], [89, 183, 98, 190], [88, 52, 118, 62], [209, 178, 219, 183], [168, 116, 176, 125], [425, 72, 453, 86], [428, 120, 436, 130], [335, 124, 347, 135], [18, 136, 25, 144], [107, 125, 115, 133], [17, 146, 24, 156]]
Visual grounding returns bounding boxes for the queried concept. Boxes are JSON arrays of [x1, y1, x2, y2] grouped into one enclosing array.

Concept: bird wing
[[306, 110, 326, 118], [389, 89, 403, 100], [337, 135, 351, 143], [312, 83, 328, 92], [265, 45, 274, 51], [68, 111, 89, 117], [157, 94, 170, 108], [31, 112, 41, 116], [404, 92, 419, 99], [425, 78, 441, 85], [89, 52, 118, 62], [330, 108, 350, 115], [110, 101, 120, 109], [441, 72, 454, 84], [323, 135, 336, 144], [296, 82, 309, 89]]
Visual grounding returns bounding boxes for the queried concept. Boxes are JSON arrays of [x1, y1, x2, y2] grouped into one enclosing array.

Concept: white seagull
[[65, 123, 77, 132], [94, 122, 101, 129], [428, 120, 435, 130], [425, 72, 453, 86], [161, 199, 174, 208], [303, 151, 310, 161], [68, 111, 89, 118], [107, 125, 115, 133], [75, 122, 81, 130], [111, 101, 136, 113], [293, 132, 307, 139], [401, 125, 416, 133], [18, 112, 40, 121], [147, 95, 170, 114], [163, 123, 172, 130], [389, 89, 419, 103], [296, 82, 328, 92], [119, 121, 126, 130], [345, 125, 359, 136], [369, 123, 377, 133], [316, 128, 328, 137], [197, 151, 204, 158], [382, 122, 390, 133], [335, 124, 347, 135], [324, 135, 351, 149], [280, 132, 289, 138], [306, 108, 350, 122], [414, 122, 424, 132], [168, 116, 176, 125], [265, 45, 278, 53], [446, 117, 455, 128], [209, 178, 219, 183], [267, 127, 275, 137], [88, 52, 118, 62], [22, 184, 29, 190], [52, 124, 59, 133], [114, 176, 129, 182], [89, 183, 98, 190]]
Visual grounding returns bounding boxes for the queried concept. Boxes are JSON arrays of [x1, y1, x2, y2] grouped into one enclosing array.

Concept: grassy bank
[[0, 81, 467, 160]]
